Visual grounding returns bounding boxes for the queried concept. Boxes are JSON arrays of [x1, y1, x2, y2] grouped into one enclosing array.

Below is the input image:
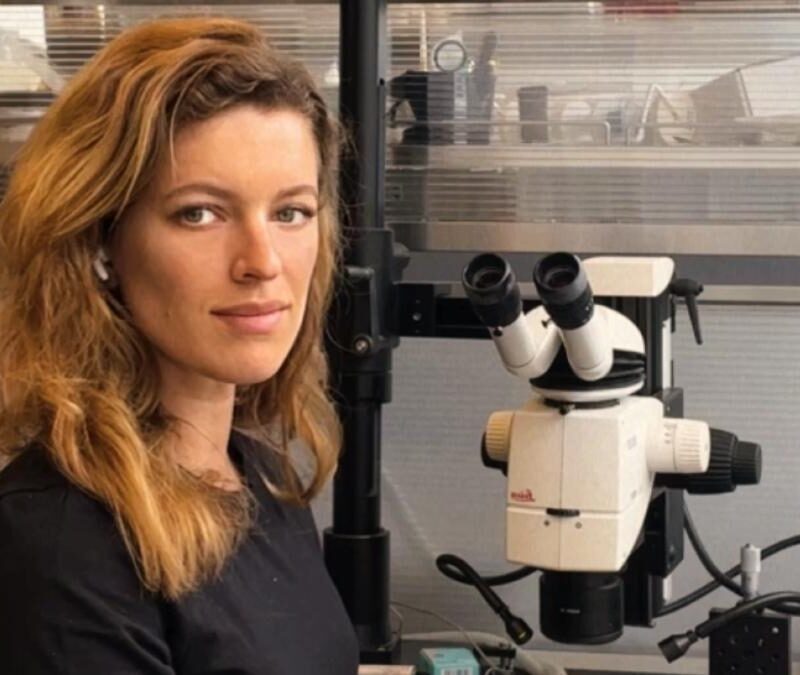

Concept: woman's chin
[[220, 360, 286, 386]]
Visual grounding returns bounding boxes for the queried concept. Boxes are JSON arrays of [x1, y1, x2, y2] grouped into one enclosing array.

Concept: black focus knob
[[656, 428, 762, 494], [732, 440, 761, 485]]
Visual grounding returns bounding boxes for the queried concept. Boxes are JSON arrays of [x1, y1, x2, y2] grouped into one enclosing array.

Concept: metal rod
[[338, 0, 386, 233], [324, 0, 394, 662]]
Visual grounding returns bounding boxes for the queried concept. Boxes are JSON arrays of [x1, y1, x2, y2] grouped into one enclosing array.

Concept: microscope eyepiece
[[463, 253, 522, 328], [533, 252, 595, 330], [538, 253, 579, 291], [469, 259, 506, 290]]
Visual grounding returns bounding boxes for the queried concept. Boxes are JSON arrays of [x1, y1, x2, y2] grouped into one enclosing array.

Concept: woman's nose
[[231, 218, 283, 283]]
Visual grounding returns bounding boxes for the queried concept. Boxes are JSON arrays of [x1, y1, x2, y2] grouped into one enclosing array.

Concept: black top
[[0, 433, 359, 674]]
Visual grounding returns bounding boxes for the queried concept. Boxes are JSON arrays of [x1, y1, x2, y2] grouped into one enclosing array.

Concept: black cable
[[435, 554, 534, 645], [658, 505, 800, 617], [660, 533, 800, 615], [659, 592, 800, 663], [695, 592, 800, 638], [680, 503, 800, 616], [682, 502, 743, 595], [437, 555, 507, 614], [436, 555, 538, 587]]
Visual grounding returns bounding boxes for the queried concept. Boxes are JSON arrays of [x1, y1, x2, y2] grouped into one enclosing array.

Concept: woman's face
[[110, 105, 320, 389]]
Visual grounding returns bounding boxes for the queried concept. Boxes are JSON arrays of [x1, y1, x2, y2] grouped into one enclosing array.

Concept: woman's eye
[[178, 206, 217, 227], [276, 207, 314, 226]]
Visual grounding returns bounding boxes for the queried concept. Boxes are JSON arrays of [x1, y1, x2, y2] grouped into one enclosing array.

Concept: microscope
[[460, 251, 762, 647]]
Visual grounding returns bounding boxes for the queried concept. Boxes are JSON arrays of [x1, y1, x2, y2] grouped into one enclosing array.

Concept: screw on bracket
[[353, 336, 372, 355]]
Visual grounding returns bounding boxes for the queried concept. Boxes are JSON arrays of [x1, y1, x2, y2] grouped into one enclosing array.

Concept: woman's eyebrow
[[161, 183, 318, 201], [274, 184, 318, 201], [163, 182, 235, 200]]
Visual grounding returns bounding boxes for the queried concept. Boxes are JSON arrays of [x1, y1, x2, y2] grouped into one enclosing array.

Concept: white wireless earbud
[[92, 247, 111, 283]]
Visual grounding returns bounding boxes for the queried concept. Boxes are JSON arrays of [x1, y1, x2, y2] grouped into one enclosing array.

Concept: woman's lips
[[212, 307, 287, 334]]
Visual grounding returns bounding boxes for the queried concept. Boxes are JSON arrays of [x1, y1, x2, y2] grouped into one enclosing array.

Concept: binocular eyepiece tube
[[463, 252, 613, 383], [533, 252, 594, 330], [463, 253, 542, 376], [462, 253, 523, 329]]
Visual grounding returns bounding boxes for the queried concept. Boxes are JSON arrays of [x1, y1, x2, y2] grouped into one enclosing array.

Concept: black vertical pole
[[324, 0, 397, 663], [339, 0, 386, 233]]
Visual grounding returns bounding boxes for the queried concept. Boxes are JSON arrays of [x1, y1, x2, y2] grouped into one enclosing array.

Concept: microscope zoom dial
[[649, 418, 710, 474], [485, 411, 515, 463]]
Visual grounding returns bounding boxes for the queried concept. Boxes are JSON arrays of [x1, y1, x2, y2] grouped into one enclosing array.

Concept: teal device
[[416, 647, 480, 675]]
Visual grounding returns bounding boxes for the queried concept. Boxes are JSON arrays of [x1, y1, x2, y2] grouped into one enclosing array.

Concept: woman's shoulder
[[0, 444, 114, 523], [0, 444, 162, 619], [0, 447, 172, 672], [0, 443, 68, 495], [0, 444, 136, 578]]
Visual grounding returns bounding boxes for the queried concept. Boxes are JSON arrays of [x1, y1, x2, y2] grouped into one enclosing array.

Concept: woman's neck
[[156, 357, 239, 489]]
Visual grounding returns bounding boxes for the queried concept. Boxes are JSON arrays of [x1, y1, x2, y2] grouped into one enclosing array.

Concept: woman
[[0, 16, 359, 674]]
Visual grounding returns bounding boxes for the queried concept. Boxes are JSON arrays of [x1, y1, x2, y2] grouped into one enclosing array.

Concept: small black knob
[[732, 441, 761, 485], [670, 278, 704, 345]]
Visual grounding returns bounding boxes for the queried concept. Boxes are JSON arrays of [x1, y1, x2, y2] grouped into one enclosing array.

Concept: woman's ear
[[92, 247, 118, 288]]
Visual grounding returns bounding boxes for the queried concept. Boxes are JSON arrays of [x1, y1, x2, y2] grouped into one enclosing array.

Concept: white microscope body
[[487, 394, 708, 572], [465, 253, 710, 575]]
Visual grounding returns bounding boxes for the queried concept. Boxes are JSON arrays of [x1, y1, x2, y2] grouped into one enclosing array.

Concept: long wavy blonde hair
[[0, 17, 342, 599]]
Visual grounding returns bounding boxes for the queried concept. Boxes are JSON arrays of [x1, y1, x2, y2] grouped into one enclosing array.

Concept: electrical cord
[[682, 502, 743, 595], [435, 554, 534, 644], [655, 503, 800, 664], [681, 502, 800, 615], [437, 555, 538, 587], [659, 591, 800, 662], [376, 605, 405, 651], [658, 503, 800, 617]]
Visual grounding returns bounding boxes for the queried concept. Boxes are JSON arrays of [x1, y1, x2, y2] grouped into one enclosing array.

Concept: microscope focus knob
[[657, 429, 762, 494], [649, 419, 710, 474], [731, 440, 761, 486], [485, 411, 515, 463]]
